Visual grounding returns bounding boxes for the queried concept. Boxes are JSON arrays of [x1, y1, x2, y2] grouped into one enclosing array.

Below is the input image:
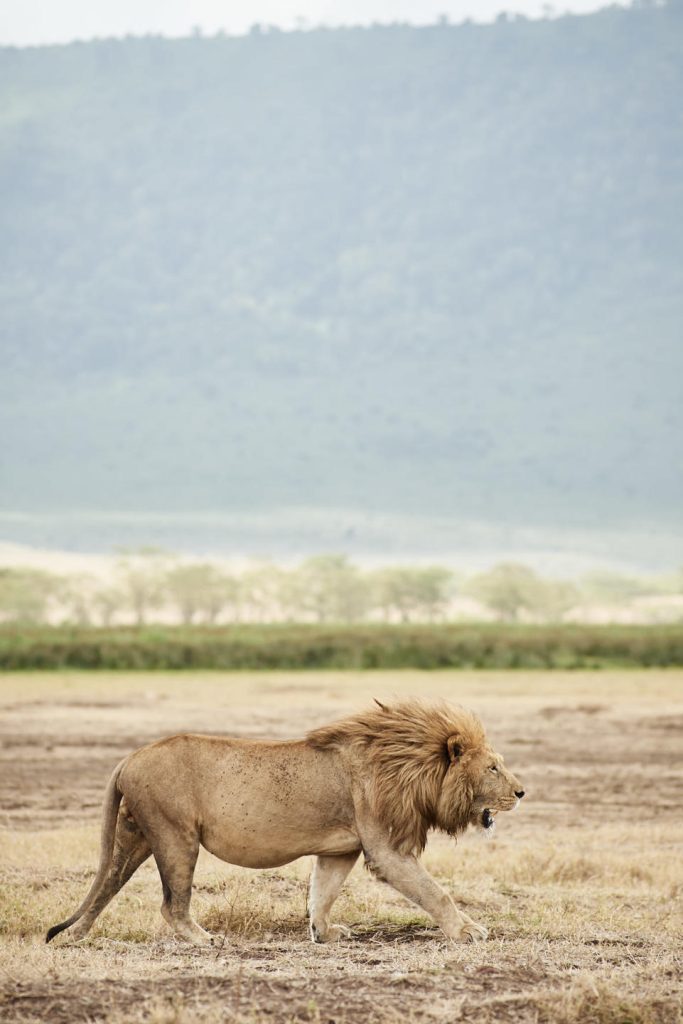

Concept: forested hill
[[1, 3, 682, 542]]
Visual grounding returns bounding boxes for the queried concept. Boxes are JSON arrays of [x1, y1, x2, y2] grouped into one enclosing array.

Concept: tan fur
[[46, 699, 524, 947]]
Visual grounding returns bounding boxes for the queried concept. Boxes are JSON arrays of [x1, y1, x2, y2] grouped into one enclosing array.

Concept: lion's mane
[[307, 699, 487, 856]]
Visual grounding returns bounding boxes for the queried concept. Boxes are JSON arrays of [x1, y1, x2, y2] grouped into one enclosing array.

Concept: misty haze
[[1, 2, 681, 570]]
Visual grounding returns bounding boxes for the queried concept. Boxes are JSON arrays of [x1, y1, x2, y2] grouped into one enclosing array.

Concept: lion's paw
[[460, 921, 488, 943], [174, 924, 214, 947], [310, 922, 351, 944], [447, 920, 488, 943]]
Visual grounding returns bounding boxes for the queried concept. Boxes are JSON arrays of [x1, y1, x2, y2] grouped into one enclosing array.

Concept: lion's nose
[[515, 790, 525, 799]]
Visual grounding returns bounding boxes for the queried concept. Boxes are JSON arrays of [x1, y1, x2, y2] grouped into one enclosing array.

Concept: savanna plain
[[0, 669, 681, 1023]]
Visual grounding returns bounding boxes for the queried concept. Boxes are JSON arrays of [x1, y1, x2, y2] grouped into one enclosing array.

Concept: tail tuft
[[46, 920, 72, 944]]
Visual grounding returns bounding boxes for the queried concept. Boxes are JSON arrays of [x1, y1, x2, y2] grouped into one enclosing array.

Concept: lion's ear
[[446, 736, 463, 764]]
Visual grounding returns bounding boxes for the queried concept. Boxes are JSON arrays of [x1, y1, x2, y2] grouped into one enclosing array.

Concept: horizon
[[0, 0, 629, 48], [1, 506, 680, 576]]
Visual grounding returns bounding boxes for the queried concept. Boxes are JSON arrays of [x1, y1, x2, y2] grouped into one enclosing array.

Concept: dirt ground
[[1, 670, 682, 1023]]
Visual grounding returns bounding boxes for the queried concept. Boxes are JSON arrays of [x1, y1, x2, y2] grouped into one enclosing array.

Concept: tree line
[[1, 551, 681, 627]]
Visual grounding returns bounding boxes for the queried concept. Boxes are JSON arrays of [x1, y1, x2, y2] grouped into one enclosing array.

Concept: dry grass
[[1, 669, 682, 1022], [2, 666, 681, 705]]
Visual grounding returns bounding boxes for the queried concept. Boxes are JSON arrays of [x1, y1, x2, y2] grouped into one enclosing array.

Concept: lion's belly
[[200, 824, 361, 869], [194, 741, 361, 867]]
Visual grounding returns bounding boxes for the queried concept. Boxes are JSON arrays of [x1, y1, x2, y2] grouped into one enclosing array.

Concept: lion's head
[[307, 699, 524, 855], [437, 729, 524, 835]]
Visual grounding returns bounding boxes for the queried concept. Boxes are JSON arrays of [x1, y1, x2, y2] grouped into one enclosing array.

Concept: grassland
[[1, 669, 682, 1022]]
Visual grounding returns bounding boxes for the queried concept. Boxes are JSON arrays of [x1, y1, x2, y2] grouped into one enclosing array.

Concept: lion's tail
[[45, 758, 126, 943]]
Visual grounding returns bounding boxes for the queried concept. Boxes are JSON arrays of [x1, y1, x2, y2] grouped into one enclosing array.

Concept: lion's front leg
[[308, 852, 359, 943], [363, 842, 487, 943]]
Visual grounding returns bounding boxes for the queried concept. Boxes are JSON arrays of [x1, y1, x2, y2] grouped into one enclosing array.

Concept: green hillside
[[1, 3, 682, 539]]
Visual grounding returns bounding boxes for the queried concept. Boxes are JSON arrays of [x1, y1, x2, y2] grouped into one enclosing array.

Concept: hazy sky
[[2, 1, 627, 47]]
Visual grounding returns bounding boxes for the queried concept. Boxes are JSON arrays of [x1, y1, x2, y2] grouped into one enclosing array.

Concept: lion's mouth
[[482, 808, 494, 829]]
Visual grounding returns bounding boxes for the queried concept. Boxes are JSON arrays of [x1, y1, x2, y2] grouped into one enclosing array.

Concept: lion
[[46, 699, 524, 946]]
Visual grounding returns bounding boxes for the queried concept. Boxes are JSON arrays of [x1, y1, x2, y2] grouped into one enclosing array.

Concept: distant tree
[[371, 566, 453, 622], [166, 564, 206, 625], [465, 563, 546, 622], [272, 568, 308, 623], [166, 563, 239, 624], [240, 563, 286, 622], [60, 574, 98, 626], [115, 548, 172, 626], [296, 555, 369, 623], [0, 567, 61, 624], [408, 566, 455, 622], [536, 579, 580, 622], [371, 568, 415, 622], [579, 572, 648, 606], [92, 584, 126, 627], [201, 570, 240, 624]]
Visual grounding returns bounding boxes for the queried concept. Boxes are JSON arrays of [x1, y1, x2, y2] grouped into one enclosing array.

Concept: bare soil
[[1, 670, 681, 1023]]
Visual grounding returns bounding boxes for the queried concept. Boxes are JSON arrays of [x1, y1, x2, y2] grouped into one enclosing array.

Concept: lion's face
[[467, 746, 525, 831]]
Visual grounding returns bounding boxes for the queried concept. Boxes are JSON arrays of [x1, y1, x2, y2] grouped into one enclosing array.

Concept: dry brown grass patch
[[1, 669, 682, 1022]]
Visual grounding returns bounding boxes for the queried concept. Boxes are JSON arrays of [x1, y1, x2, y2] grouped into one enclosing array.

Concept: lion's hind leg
[[67, 807, 151, 942], [309, 852, 359, 943], [151, 832, 212, 946]]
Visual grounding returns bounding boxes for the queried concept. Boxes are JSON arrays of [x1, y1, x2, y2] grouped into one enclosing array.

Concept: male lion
[[46, 699, 524, 946]]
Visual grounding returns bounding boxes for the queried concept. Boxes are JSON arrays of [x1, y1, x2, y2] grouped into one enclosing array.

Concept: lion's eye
[[489, 765, 498, 773]]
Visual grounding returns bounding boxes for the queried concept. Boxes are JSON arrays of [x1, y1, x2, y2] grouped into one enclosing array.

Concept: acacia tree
[[92, 584, 126, 627], [60, 574, 98, 626], [0, 567, 61, 624], [240, 563, 286, 622], [201, 570, 240, 624], [115, 547, 171, 625], [165, 563, 239, 624], [464, 563, 546, 622], [539, 579, 580, 621], [370, 568, 409, 622], [166, 564, 207, 625], [370, 566, 453, 622], [407, 567, 455, 622], [295, 555, 369, 623], [579, 572, 648, 606]]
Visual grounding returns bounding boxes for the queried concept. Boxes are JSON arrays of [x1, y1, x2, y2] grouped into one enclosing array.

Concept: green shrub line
[[0, 623, 682, 671]]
